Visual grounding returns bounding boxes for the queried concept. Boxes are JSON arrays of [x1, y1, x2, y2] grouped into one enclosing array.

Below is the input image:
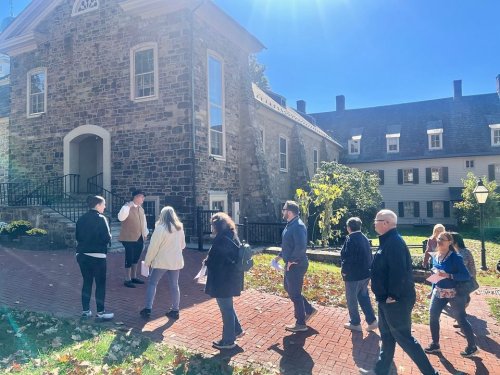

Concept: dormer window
[[348, 135, 361, 155], [427, 128, 443, 150], [72, 0, 99, 17], [490, 124, 500, 147], [386, 133, 400, 153]]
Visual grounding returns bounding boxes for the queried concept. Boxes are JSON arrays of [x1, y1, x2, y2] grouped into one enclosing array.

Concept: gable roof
[[312, 93, 500, 163]]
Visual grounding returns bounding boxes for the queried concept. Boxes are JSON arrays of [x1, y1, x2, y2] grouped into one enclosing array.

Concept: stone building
[[0, 0, 340, 238]]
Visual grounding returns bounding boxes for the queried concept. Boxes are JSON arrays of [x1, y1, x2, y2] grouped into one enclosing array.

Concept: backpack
[[226, 237, 254, 272]]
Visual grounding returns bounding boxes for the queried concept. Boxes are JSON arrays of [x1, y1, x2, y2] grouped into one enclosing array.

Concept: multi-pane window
[[27, 68, 47, 117], [386, 137, 399, 153], [313, 149, 319, 173], [403, 169, 414, 183], [465, 160, 474, 168], [432, 201, 444, 217], [348, 139, 360, 155], [279, 136, 288, 171], [131, 43, 157, 101], [428, 130, 443, 150], [490, 125, 500, 146], [403, 201, 414, 217], [431, 167, 443, 182], [208, 54, 224, 157]]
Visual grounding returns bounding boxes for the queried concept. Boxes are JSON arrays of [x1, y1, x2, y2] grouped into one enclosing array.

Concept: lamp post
[[473, 180, 489, 270]]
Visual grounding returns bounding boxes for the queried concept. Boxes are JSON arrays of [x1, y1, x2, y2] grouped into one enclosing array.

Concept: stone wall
[[0, 117, 8, 183]]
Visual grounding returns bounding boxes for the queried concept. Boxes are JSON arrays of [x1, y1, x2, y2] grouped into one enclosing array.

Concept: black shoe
[[166, 310, 179, 320], [460, 346, 479, 357], [424, 342, 441, 353], [124, 280, 136, 288], [140, 308, 151, 319], [131, 278, 145, 284], [212, 340, 236, 349]]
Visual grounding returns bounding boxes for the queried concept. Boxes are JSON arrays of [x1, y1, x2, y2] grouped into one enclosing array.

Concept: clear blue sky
[[2, 0, 499, 113]]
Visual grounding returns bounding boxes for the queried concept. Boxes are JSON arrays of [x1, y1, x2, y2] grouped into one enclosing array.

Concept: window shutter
[[414, 201, 420, 217], [489, 164, 496, 181], [426, 168, 432, 184], [444, 201, 450, 218], [427, 201, 433, 217], [398, 202, 404, 217], [379, 170, 384, 185], [443, 167, 449, 183], [398, 169, 403, 184], [381, 202, 385, 209], [413, 168, 419, 184]]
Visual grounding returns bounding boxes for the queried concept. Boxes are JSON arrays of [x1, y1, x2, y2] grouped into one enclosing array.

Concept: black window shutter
[[489, 164, 496, 182], [414, 201, 420, 217], [443, 167, 449, 183], [413, 168, 419, 184], [427, 201, 433, 217], [426, 168, 432, 184], [381, 202, 385, 209], [444, 201, 450, 217], [398, 202, 404, 217], [379, 170, 384, 185], [398, 169, 403, 184]]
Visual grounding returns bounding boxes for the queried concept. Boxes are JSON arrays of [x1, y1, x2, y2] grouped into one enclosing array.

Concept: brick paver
[[0, 246, 498, 374]]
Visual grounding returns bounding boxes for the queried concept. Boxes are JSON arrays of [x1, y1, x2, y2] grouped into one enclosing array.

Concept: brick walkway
[[0, 246, 498, 374]]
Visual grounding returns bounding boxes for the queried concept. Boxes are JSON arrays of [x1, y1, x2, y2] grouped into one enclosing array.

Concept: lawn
[[0, 307, 274, 374], [486, 298, 500, 324]]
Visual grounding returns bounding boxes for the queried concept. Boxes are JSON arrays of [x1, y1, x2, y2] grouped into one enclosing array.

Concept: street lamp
[[473, 180, 489, 270]]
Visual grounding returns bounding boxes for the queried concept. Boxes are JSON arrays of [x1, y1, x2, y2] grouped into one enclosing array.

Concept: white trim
[[428, 133, 443, 150], [351, 135, 362, 141], [207, 51, 226, 160], [313, 148, 319, 173], [63, 125, 111, 192], [385, 133, 400, 138], [209, 191, 228, 212], [386, 137, 399, 153], [26, 67, 47, 118], [71, 0, 100, 17], [490, 124, 500, 147], [348, 139, 360, 155], [279, 135, 288, 172], [130, 42, 159, 102], [427, 128, 443, 135], [403, 168, 414, 184]]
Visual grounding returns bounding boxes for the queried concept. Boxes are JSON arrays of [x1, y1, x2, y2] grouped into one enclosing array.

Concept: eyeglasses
[[374, 219, 386, 223], [437, 237, 451, 242]]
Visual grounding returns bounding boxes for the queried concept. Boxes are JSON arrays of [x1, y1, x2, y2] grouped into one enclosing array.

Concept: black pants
[[283, 260, 313, 325], [77, 254, 107, 313], [122, 237, 144, 268]]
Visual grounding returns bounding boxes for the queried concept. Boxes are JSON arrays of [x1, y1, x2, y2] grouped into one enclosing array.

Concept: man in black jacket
[[360, 210, 438, 375], [341, 217, 377, 332]]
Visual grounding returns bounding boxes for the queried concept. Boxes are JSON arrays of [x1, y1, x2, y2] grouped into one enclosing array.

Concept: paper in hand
[[271, 258, 284, 271], [140, 261, 149, 277], [426, 273, 446, 284], [194, 265, 207, 284]]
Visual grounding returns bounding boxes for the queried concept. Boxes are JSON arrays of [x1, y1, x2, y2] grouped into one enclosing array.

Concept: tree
[[249, 54, 270, 90], [295, 188, 312, 229], [453, 172, 499, 227]]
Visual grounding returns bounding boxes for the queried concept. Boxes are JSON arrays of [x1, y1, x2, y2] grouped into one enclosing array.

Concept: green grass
[[0, 308, 275, 374], [486, 298, 500, 325]]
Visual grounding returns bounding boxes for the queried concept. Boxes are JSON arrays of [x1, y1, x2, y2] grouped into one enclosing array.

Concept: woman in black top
[[204, 212, 244, 349], [75, 195, 113, 320]]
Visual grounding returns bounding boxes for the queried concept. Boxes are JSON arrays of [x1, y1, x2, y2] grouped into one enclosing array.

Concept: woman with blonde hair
[[140, 206, 186, 320], [423, 224, 445, 268]]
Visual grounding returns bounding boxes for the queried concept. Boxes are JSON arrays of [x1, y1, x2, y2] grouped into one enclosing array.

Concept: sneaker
[[235, 330, 246, 339], [212, 340, 236, 349], [453, 322, 461, 328], [81, 310, 92, 318], [305, 307, 318, 323], [359, 368, 376, 375], [96, 311, 114, 321], [344, 322, 362, 332], [460, 346, 479, 357], [424, 342, 441, 353], [165, 310, 179, 320], [285, 324, 308, 332], [366, 320, 378, 332], [140, 308, 151, 319], [124, 280, 136, 288], [131, 278, 145, 284]]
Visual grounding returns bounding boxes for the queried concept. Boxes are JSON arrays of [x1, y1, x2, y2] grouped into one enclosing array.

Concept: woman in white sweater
[[140, 206, 186, 320]]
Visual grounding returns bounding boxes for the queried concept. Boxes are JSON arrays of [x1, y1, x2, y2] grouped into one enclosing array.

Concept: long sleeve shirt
[[431, 250, 471, 289], [340, 231, 373, 281], [117, 202, 149, 239], [279, 216, 308, 263]]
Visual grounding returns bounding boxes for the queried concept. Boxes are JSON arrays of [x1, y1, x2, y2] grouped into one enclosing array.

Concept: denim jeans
[[375, 297, 437, 375], [284, 260, 313, 325], [145, 269, 180, 311], [216, 297, 242, 344], [429, 292, 475, 347], [345, 278, 376, 325], [77, 254, 107, 313]]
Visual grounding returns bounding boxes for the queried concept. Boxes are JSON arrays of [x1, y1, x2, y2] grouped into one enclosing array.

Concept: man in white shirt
[[118, 190, 149, 288]]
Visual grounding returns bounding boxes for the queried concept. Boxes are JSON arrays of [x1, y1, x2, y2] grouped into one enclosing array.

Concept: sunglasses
[[437, 237, 451, 242]]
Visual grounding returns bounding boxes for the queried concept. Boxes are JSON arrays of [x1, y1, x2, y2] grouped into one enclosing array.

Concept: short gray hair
[[377, 209, 398, 225]]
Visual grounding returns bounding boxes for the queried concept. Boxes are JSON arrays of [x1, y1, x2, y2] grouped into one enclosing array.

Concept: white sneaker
[[359, 368, 376, 375], [344, 322, 362, 331], [96, 311, 114, 320], [366, 320, 378, 332], [81, 310, 92, 318]]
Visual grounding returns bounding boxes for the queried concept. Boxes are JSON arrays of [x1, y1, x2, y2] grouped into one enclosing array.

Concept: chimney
[[453, 80, 462, 100], [496, 74, 500, 98], [297, 100, 306, 113], [336, 95, 345, 111]]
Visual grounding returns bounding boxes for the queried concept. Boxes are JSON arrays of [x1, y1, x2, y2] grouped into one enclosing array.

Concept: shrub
[[25, 228, 48, 236], [0, 222, 8, 234], [6, 220, 33, 238]]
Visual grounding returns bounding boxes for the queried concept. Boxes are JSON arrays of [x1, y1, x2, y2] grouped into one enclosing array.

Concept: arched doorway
[[63, 125, 111, 192]]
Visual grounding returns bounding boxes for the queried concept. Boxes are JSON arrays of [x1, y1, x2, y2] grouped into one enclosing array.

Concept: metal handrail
[[87, 173, 103, 194], [86, 180, 127, 220]]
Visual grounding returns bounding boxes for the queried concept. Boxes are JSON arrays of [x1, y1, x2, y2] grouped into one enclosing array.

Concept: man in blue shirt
[[274, 200, 317, 332]]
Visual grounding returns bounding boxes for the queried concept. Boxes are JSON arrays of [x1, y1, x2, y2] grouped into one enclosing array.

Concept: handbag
[[455, 277, 479, 296]]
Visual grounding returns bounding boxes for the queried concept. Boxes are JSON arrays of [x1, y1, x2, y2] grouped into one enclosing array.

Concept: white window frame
[[279, 135, 288, 172], [403, 201, 414, 217], [348, 136, 361, 155], [71, 0, 99, 17], [432, 201, 444, 218], [427, 128, 443, 150], [207, 52, 225, 160], [386, 133, 400, 153], [313, 149, 319, 173], [27, 67, 47, 118], [490, 124, 500, 147], [403, 168, 414, 184], [209, 191, 228, 212], [130, 42, 158, 102], [431, 167, 443, 183]]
